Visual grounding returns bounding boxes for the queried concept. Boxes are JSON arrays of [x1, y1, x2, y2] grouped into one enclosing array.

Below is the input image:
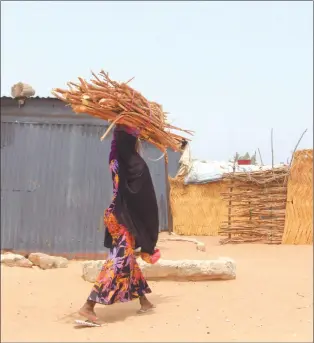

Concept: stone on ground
[[1, 253, 33, 268], [81, 257, 236, 283], [28, 253, 69, 270]]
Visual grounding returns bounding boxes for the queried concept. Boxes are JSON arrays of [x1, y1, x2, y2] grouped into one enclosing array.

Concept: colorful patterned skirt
[[87, 212, 152, 305]]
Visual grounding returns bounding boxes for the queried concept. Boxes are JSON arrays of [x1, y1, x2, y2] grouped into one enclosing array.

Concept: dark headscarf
[[104, 127, 159, 255]]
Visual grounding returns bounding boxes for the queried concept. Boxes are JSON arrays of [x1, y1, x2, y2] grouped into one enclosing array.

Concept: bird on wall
[[11, 82, 35, 107]]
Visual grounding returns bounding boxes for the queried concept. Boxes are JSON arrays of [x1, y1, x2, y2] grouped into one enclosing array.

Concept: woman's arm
[[106, 159, 120, 213], [140, 249, 161, 264]]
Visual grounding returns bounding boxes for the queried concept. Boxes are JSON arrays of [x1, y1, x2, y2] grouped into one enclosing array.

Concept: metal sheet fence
[[1, 115, 180, 258]]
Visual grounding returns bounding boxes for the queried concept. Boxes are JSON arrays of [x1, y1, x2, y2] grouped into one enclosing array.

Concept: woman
[[79, 125, 161, 323]]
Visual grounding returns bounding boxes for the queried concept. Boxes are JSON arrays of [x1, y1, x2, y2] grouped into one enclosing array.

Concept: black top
[[104, 129, 159, 255]]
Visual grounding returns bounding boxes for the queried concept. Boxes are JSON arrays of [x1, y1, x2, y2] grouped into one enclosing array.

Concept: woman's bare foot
[[79, 300, 98, 322], [138, 295, 155, 313]]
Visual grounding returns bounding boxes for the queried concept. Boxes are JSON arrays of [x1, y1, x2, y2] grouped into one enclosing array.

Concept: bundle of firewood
[[52, 70, 192, 152]]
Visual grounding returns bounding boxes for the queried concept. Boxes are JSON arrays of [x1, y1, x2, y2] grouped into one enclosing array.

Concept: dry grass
[[170, 151, 313, 245], [169, 178, 228, 236], [282, 149, 313, 245]]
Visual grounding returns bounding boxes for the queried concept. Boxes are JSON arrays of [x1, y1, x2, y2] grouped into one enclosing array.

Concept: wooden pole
[[270, 129, 274, 241], [164, 152, 173, 234], [257, 148, 264, 166], [228, 163, 236, 239], [271, 128, 274, 169], [288, 129, 308, 169], [284, 128, 308, 185]]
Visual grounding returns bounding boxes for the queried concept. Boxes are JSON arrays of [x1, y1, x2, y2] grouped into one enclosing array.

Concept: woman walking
[[79, 125, 160, 324]]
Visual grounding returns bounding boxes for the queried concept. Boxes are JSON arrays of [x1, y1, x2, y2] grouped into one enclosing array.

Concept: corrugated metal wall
[[1, 98, 180, 258]]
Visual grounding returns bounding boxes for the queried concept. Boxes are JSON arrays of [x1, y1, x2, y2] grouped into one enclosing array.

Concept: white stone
[[53, 256, 69, 268], [1, 253, 24, 262], [28, 253, 69, 270], [81, 260, 104, 283], [1, 253, 33, 268], [81, 257, 236, 283]]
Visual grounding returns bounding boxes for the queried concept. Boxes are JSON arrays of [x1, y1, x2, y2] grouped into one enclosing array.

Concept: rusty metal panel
[[1, 117, 180, 257]]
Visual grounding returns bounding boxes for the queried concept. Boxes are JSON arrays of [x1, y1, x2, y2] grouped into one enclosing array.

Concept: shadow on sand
[[59, 293, 176, 328]]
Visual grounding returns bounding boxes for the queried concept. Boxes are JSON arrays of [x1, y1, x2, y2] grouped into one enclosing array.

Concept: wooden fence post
[[164, 152, 173, 235], [228, 165, 236, 239]]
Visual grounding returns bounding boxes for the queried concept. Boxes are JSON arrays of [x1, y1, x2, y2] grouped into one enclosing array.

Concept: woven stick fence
[[219, 167, 289, 244]]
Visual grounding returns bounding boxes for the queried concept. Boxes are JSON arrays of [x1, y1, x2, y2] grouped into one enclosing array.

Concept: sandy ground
[[1, 234, 313, 342]]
